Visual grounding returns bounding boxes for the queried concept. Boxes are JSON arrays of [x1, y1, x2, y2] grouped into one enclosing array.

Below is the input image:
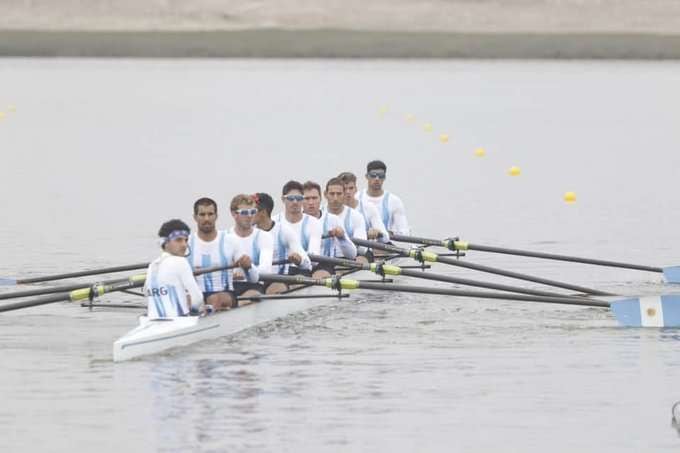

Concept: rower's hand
[[233, 269, 245, 280], [288, 252, 303, 265], [367, 228, 382, 240], [328, 226, 345, 239], [236, 255, 252, 270]]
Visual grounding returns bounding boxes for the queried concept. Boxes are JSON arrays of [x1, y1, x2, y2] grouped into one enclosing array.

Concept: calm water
[[1, 59, 680, 452]]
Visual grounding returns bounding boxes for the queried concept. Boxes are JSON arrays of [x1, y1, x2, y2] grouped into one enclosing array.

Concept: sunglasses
[[367, 171, 386, 180], [234, 208, 258, 216], [284, 194, 304, 202]]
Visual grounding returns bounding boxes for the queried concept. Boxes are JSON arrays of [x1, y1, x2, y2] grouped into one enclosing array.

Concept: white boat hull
[[113, 263, 402, 362]]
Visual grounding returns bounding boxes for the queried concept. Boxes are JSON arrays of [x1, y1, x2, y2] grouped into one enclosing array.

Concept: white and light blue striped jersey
[[333, 205, 368, 255], [354, 197, 390, 243], [145, 253, 204, 319], [228, 227, 274, 274], [319, 209, 357, 259], [266, 221, 312, 275], [187, 231, 258, 292], [274, 213, 323, 256], [358, 189, 410, 235]]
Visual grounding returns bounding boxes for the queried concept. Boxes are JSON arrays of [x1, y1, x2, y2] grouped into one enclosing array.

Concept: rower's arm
[[390, 196, 410, 235], [177, 258, 205, 311], [352, 210, 369, 255], [307, 220, 322, 256], [367, 204, 390, 243], [256, 232, 274, 274]]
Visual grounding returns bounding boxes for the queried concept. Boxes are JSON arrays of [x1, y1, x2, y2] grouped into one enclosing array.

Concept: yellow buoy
[[508, 166, 521, 176], [474, 147, 486, 157], [423, 123, 433, 132], [405, 114, 416, 123], [378, 106, 389, 116], [439, 133, 449, 143], [7, 105, 16, 112], [564, 191, 577, 203], [0, 111, 5, 120]]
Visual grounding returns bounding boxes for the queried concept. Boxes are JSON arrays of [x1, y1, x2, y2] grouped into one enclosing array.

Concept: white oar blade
[[0, 278, 17, 286], [610, 295, 680, 327], [662, 266, 680, 284]]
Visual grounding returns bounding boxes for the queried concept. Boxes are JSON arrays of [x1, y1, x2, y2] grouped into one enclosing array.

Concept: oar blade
[[610, 295, 680, 327], [662, 266, 680, 284], [0, 278, 17, 286]]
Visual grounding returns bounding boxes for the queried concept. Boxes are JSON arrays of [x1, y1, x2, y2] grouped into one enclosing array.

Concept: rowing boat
[[112, 257, 404, 362]]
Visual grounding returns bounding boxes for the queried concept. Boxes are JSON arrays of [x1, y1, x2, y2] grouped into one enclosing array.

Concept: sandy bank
[[2, 1, 680, 58]]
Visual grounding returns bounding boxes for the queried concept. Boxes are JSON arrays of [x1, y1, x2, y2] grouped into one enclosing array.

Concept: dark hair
[[338, 172, 357, 184], [325, 177, 345, 193], [254, 192, 274, 216], [193, 197, 217, 215], [366, 160, 387, 172], [282, 180, 304, 195], [158, 219, 190, 238], [303, 180, 321, 196]]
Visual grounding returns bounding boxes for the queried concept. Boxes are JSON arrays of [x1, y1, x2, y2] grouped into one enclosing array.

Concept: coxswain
[[356, 160, 410, 235], [145, 219, 206, 319], [187, 197, 258, 310], [228, 194, 273, 299]]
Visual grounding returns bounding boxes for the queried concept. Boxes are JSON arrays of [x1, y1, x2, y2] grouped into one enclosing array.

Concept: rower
[[273, 180, 325, 278], [357, 160, 410, 235], [188, 197, 258, 310], [145, 219, 206, 319], [338, 171, 389, 242], [323, 177, 368, 260], [228, 194, 273, 300], [303, 180, 356, 277], [251, 192, 312, 294]]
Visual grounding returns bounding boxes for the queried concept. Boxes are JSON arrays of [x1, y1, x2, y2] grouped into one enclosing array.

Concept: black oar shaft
[[15, 262, 149, 284], [351, 238, 612, 296], [259, 274, 610, 308], [355, 281, 610, 307], [311, 253, 587, 299], [389, 233, 663, 274], [0, 263, 240, 313], [0, 275, 142, 300], [435, 255, 613, 296], [463, 243, 663, 273]]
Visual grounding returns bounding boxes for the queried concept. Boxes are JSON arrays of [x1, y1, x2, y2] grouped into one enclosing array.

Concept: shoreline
[[1, 29, 680, 59]]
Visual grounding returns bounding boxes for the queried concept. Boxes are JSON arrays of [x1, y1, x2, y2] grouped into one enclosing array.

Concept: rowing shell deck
[[113, 259, 404, 362]]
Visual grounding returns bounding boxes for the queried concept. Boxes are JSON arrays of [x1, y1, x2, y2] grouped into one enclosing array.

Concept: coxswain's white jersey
[[358, 189, 410, 235], [274, 213, 323, 256], [145, 253, 204, 319], [354, 198, 390, 243], [228, 227, 274, 274], [265, 220, 312, 274], [187, 231, 258, 292], [318, 210, 357, 259]]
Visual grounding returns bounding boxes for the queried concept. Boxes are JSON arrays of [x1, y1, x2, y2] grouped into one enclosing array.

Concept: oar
[[351, 238, 612, 296], [389, 233, 680, 284], [260, 273, 680, 328], [0, 262, 149, 286], [0, 258, 289, 301], [309, 254, 589, 300], [0, 263, 236, 313], [260, 273, 608, 307]]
